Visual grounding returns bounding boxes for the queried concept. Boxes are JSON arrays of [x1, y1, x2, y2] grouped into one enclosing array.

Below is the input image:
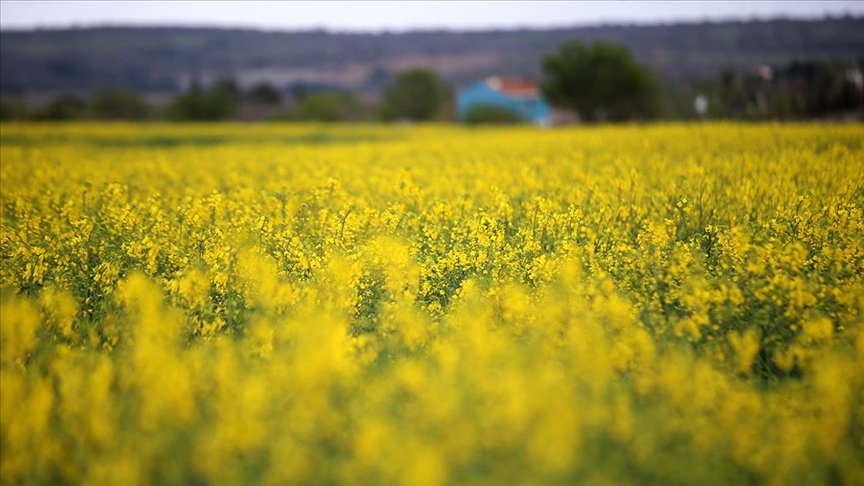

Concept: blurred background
[[1, 0, 862, 123]]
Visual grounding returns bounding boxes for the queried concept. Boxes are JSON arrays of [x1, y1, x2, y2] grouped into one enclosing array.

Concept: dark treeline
[[0, 72, 431, 123], [713, 60, 864, 119], [3, 17, 863, 123], [2, 56, 861, 123]]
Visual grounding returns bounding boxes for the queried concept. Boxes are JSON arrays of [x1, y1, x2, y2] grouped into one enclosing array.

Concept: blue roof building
[[456, 77, 552, 125]]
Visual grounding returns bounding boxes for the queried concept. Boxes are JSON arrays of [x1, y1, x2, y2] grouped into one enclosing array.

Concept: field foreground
[[1, 123, 863, 484]]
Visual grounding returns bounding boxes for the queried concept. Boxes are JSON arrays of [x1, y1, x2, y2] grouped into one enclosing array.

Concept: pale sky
[[1, 1, 862, 31]]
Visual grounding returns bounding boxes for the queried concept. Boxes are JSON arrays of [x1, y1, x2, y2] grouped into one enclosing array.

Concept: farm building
[[456, 77, 552, 125]]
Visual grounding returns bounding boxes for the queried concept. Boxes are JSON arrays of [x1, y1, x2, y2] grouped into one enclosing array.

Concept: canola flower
[[1, 122, 863, 485]]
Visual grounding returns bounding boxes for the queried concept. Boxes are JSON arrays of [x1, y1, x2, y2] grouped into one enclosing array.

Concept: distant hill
[[2, 17, 863, 95]]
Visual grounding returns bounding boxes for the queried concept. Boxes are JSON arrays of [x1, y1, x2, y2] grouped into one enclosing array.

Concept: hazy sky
[[1, 1, 862, 31]]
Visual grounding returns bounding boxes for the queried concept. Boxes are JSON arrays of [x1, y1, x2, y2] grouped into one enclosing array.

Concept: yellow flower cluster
[[1, 122, 863, 484]]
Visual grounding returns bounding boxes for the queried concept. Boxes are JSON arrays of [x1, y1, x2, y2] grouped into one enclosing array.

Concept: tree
[[247, 83, 282, 105], [0, 99, 28, 121], [380, 69, 449, 122], [168, 78, 238, 121], [211, 76, 241, 104], [541, 41, 661, 122], [91, 88, 149, 120], [292, 92, 363, 122], [34, 94, 87, 121], [463, 104, 524, 125]]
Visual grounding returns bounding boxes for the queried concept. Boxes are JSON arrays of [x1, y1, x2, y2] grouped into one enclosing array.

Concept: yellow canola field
[[1, 122, 863, 485]]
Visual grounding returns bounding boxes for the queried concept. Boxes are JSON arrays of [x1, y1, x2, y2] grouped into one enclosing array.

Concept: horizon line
[[2, 12, 862, 35]]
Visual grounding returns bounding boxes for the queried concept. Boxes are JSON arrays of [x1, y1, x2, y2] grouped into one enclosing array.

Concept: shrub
[[464, 104, 525, 125]]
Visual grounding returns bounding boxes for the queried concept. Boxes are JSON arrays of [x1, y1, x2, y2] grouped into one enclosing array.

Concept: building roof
[[485, 77, 539, 98]]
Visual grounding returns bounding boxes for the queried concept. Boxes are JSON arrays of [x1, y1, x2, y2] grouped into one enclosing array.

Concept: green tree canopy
[[34, 94, 88, 121], [168, 78, 238, 121], [541, 41, 661, 122], [246, 83, 282, 105], [0, 99, 28, 121], [464, 104, 525, 125], [380, 69, 449, 122], [91, 88, 149, 120], [292, 92, 361, 122]]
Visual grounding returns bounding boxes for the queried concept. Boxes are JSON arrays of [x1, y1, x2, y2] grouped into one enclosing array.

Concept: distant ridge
[[2, 16, 862, 95]]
